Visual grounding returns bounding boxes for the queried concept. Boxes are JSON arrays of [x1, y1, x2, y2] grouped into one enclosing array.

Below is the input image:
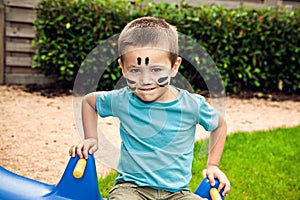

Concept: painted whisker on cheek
[[158, 76, 168, 83], [126, 78, 137, 91], [159, 82, 169, 87], [126, 78, 136, 85], [157, 76, 169, 87]]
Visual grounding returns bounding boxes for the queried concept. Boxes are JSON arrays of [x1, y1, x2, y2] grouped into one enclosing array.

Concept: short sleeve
[[95, 91, 114, 117], [197, 95, 219, 132]]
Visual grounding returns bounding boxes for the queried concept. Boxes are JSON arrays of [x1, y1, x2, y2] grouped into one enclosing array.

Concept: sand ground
[[0, 85, 299, 184]]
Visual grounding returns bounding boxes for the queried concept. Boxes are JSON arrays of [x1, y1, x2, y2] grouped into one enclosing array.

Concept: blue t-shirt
[[96, 86, 219, 192]]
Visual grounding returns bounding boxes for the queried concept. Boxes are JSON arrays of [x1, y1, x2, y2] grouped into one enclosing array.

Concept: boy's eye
[[152, 68, 162, 73], [129, 68, 141, 73]]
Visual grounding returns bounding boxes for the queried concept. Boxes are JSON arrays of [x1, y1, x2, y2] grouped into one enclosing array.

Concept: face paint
[[157, 76, 168, 83], [125, 66, 171, 86], [137, 57, 150, 66], [157, 76, 169, 87], [126, 78, 136, 84], [159, 82, 169, 87], [145, 57, 150, 65], [124, 55, 173, 90], [137, 57, 142, 65], [126, 78, 137, 91]]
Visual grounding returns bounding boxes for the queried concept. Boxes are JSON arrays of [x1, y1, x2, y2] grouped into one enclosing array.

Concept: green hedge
[[33, 0, 300, 94]]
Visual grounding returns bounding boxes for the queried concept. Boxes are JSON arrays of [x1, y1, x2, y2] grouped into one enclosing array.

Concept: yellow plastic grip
[[73, 158, 87, 179], [210, 188, 222, 200], [202, 169, 207, 178]]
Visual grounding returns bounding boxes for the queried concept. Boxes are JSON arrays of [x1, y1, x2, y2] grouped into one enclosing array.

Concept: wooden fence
[[0, 0, 299, 85], [0, 1, 4, 84], [1, 0, 55, 84]]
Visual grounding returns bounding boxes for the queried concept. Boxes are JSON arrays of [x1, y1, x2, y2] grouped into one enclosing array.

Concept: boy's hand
[[69, 138, 98, 159], [206, 165, 230, 197]]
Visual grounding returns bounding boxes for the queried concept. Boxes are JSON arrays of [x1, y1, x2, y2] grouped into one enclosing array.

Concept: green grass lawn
[[98, 126, 300, 199]]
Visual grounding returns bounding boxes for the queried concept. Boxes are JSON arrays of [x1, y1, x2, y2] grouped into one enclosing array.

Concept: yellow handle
[[202, 169, 207, 178], [73, 158, 87, 178], [202, 169, 223, 200], [210, 188, 222, 200]]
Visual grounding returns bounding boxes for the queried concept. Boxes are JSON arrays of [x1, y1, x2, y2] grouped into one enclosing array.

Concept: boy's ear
[[171, 57, 182, 77], [118, 58, 126, 77]]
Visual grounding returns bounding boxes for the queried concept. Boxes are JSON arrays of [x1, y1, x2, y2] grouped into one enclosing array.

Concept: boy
[[69, 17, 230, 199]]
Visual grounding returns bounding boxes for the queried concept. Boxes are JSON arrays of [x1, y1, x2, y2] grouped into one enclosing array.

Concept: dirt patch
[[0, 85, 299, 185]]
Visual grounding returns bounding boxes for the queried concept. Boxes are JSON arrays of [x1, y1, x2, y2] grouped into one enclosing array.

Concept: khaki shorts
[[108, 182, 207, 200]]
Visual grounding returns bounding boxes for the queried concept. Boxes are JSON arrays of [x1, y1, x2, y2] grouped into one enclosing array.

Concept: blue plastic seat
[[0, 155, 223, 200], [0, 155, 103, 200]]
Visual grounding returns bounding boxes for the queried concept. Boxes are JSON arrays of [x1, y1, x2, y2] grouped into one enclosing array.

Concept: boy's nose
[[140, 73, 153, 85]]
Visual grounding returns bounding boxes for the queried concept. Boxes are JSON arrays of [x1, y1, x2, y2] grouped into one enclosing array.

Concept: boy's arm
[[70, 93, 99, 159], [206, 116, 230, 196], [82, 93, 98, 140]]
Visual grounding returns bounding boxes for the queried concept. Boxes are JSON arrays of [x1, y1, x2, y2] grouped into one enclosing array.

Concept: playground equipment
[[0, 155, 224, 200]]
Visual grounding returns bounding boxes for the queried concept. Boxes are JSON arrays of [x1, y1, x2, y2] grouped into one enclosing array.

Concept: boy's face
[[119, 47, 181, 102]]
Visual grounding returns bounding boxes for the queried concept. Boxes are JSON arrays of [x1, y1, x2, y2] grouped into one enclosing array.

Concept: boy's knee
[[108, 183, 142, 200], [178, 190, 208, 200]]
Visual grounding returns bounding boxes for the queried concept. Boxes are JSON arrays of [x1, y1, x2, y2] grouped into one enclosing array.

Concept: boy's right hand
[[69, 138, 98, 159]]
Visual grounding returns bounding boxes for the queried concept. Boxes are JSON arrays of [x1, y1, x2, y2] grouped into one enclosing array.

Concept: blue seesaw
[[0, 155, 224, 200]]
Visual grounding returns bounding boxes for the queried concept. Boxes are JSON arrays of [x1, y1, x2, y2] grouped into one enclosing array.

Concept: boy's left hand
[[206, 165, 230, 197]]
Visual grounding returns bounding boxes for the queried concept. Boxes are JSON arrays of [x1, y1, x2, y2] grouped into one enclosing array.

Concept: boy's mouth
[[139, 87, 155, 91]]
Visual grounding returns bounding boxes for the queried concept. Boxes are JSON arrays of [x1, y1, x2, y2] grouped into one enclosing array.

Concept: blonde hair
[[118, 17, 178, 65]]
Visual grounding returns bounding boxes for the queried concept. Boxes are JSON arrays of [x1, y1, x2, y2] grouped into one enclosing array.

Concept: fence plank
[[4, 0, 39, 8], [264, 0, 281, 6], [283, 1, 300, 7], [193, 0, 264, 9], [6, 26, 35, 38], [5, 66, 37, 73], [0, 4, 4, 84], [149, 0, 264, 8], [6, 41, 35, 53], [5, 73, 54, 85], [6, 56, 32, 67], [6, 8, 36, 23]]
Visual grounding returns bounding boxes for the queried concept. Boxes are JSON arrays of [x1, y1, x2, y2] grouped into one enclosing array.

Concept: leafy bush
[[33, 0, 300, 94], [33, 0, 131, 89]]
